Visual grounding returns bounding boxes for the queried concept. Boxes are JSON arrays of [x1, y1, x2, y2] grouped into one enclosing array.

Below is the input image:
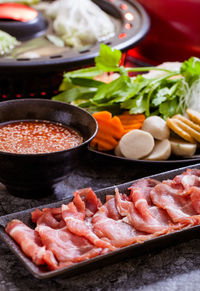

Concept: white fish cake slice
[[142, 116, 170, 140], [170, 138, 197, 157], [144, 139, 171, 161], [119, 129, 154, 160], [114, 144, 124, 157]]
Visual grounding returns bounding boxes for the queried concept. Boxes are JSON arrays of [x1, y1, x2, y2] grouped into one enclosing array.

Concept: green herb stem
[[126, 67, 179, 74]]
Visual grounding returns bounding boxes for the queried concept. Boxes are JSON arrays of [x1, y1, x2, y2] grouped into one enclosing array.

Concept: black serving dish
[[0, 163, 200, 279], [89, 148, 200, 165], [0, 99, 97, 197]]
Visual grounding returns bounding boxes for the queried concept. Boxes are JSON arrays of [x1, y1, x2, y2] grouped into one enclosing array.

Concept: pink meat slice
[[115, 188, 174, 234], [36, 224, 102, 270], [92, 197, 155, 247], [150, 182, 200, 225], [104, 195, 121, 220], [129, 178, 160, 206], [129, 179, 161, 218], [73, 187, 102, 218], [31, 207, 65, 229], [5, 219, 55, 266], [190, 186, 200, 213], [61, 202, 115, 251], [164, 168, 200, 196]]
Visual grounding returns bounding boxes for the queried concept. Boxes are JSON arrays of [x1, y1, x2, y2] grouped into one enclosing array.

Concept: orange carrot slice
[[91, 111, 125, 151], [118, 112, 145, 133]]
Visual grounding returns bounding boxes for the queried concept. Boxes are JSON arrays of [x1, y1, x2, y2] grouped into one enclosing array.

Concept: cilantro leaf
[[95, 43, 122, 72], [92, 75, 131, 103], [159, 99, 180, 119], [180, 57, 200, 84], [122, 94, 148, 114], [152, 83, 179, 106]]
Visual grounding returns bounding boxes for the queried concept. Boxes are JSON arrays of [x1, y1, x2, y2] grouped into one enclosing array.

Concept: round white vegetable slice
[[119, 129, 154, 160], [142, 116, 170, 140], [114, 144, 124, 157], [170, 138, 197, 157], [144, 139, 171, 161]]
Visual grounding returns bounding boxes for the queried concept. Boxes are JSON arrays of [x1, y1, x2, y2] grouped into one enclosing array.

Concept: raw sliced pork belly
[[162, 169, 200, 196], [116, 178, 186, 234], [150, 171, 200, 225], [73, 187, 102, 218], [36, 224, 102, 270], [5, 169, 200, 271], [115, 189, 171, 235], [129, 178, 160, 206], [5, 219, 53, 265], [61, 201, 115, 251], [31, 207, 65, 229], [92, 196, 155, 247]]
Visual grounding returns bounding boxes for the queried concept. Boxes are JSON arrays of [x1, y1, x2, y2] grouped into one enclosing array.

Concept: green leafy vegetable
[[95, 43, 122, 72], [180, 56, 200, 85], [0, 30, 19, 56], [52, 44, 200, 119]]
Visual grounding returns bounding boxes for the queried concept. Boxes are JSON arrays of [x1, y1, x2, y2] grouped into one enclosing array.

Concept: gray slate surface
[[0, 151, 200, 291]]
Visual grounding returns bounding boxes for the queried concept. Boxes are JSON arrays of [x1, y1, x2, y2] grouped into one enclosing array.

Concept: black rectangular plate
[[1, 163, 200, 279]]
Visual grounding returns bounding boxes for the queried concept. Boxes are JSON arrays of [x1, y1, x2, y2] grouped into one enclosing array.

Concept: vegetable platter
[[53, 44, 200, 163]]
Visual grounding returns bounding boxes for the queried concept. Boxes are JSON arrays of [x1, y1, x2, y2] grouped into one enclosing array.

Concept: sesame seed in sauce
[[0, 120, 83, 154]]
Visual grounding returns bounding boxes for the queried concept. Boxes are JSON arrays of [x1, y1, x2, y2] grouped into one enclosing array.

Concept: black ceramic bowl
[[0, 99, 97, 197]]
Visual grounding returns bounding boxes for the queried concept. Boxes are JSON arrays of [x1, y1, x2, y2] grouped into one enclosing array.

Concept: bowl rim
[[0, 98, 98, 157]]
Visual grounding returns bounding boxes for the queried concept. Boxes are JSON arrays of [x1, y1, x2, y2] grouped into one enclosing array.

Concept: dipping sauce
[[0, 120, 83, 154]]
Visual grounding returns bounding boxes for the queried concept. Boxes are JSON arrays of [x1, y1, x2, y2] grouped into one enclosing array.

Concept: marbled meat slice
[[36, 224, 102, 270], [129, 178, 161, 217], [163, 168, 200, 196], [150, 181, 200, 225], [190, 186, 200, 213], [73, 187, 102, 218], [104, 195, 121, 220], [62, 202, 115, 251], [129, 178, 160, 206], [31, 207, 65, 229], [5, 219, 54, 265], [115, 188, 174, 234], [92, 197, 154, 247]]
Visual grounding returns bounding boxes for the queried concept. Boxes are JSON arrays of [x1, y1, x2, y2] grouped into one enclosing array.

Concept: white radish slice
[[170, 138, 197, 157], [144, 139, 171, 161], [119, 129, 154, 160], [142, 116, 170, 140]]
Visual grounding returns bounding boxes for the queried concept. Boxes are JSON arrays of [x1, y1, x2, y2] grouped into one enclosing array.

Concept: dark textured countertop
[[0, 151, 200, 291]]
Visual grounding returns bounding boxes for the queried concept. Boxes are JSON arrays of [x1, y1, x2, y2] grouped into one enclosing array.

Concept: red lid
[[0, 3, 38, 22]]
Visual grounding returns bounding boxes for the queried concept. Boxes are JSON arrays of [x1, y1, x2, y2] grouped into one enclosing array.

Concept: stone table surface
[[0, 151, 200, 291]]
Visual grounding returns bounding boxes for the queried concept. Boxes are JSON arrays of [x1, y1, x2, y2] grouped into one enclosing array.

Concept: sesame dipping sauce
[[0, 120, 83, 154]]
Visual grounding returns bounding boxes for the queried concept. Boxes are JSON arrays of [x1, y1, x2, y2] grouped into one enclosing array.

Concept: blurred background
[[128, 0, 200, 65]]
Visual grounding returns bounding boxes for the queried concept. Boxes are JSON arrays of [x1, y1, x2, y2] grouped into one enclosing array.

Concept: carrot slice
[[123, 123, 143, 133], [118, 112, 145, 133], [91, 111, 146, 151], [91, 111, 125, 151]]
